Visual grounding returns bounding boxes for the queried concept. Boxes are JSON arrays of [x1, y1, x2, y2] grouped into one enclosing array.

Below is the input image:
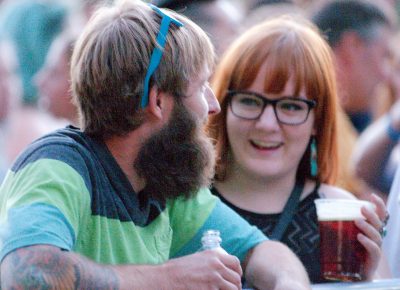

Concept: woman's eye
[[279, 101, 304, 111], [239, 97, 261, 107]]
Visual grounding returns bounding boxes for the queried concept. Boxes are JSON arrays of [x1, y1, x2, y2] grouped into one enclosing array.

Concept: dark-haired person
[[0, 1, 311, 289], [311, 0, 394, 200], [312, 0, 393, 133]]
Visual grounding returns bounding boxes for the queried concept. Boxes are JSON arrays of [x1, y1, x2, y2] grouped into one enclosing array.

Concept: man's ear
[[146, 86, 164, 120]]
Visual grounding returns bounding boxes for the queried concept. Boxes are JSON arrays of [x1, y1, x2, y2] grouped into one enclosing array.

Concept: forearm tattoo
[[1, 245, 119, 289]]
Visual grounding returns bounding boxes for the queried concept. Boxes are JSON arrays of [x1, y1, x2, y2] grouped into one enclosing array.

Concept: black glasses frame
[[227, 90, 317, 125]]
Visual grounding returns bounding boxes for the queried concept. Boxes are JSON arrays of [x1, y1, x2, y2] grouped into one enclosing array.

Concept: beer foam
[[314, 199, 375, 221]]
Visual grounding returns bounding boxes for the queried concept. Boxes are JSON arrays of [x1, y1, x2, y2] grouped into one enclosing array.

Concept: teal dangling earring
[[310, 137, 318, 177]]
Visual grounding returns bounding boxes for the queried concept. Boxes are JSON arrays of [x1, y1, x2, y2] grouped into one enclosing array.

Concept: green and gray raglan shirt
[[0, 126, 266, 265]]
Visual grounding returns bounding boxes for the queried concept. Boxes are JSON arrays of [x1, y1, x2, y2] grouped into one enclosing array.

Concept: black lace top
[[211, 185, 325, 283]]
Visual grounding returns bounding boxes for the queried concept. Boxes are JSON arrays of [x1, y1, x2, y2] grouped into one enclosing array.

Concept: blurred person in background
[[243, 0, 305, 29], [0, 41, 21, 182], [352, 31, 400, 198], [0, 41, 18, 127], [311, 0, 394, 200], [0, 0, 68, 166], [207, 15, 390, 283], [70, 0, 114, 29], [35, 31, 79, 125], [246, 0, 298, 11], [312, 0, 393, 133], [0, 0, 67, 106], [154, 0, 243, 57], [81, 0, 111, 19]]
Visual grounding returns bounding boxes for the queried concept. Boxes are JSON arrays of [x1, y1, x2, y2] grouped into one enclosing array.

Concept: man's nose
[[207, 86, 221, 115]]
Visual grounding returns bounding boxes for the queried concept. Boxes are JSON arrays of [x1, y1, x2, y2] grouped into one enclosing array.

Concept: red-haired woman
[[207, 16, 390, 283]]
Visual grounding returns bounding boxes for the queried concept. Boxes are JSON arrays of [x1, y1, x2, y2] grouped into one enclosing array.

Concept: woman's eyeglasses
[[227, 90, 316, 126]]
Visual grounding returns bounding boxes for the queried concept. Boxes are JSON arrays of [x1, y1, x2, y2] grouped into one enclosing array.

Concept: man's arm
[[1, 245, 120, 289], [1, 244, 243, 290], [243, 240, 311, 290]]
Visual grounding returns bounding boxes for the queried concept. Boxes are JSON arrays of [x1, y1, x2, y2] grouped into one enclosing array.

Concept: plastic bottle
[[201, 229, 228, 254]]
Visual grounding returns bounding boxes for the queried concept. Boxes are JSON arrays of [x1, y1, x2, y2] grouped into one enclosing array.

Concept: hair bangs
[[229, 45, 265, 91], [262, 34, 297, 95]]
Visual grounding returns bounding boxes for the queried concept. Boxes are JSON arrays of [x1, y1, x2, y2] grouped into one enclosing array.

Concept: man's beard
[[134, 100, 215, 202]]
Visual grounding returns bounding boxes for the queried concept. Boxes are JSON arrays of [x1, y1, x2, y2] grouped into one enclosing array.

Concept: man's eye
[[201, 82, 210, 93]]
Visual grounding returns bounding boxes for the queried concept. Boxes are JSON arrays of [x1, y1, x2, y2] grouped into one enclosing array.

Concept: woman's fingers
[[357, 232, 381, 279], [370, 193, 387, 222], [355, 219, 382, 247], [358, 232, 381, 257], [364, 193, 390, 239]]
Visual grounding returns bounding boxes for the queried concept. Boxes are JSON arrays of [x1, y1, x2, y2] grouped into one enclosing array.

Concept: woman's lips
[[250, 140, 282, 150]]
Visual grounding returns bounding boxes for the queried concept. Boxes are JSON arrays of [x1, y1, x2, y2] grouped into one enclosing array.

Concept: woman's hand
[[355, 193, 389, 280]]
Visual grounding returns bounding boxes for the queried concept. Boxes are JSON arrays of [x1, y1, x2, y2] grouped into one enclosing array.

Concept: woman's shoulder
[[318, 183, 357, 200]]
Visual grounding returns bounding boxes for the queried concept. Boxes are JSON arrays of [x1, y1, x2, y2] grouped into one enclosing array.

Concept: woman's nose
[[255, 105, 280, 128]]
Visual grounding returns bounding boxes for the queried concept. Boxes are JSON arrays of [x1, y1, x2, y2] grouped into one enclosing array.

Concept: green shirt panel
[[76, 213, 172, 265], [0, 159, 90, 236], [167, 187, 217, 257]]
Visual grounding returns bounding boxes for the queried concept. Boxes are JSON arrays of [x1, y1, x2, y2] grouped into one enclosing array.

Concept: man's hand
[[161, 250, 243, 290]]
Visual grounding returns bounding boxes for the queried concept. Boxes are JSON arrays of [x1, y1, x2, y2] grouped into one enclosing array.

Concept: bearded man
[[0, 1, 310, 289]]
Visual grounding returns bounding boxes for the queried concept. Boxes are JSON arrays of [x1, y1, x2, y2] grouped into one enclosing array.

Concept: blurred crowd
[[1, 0, 400, 281]]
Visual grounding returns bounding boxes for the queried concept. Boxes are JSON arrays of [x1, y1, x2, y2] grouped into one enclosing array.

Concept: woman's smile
[[249, 139, 283, 151]]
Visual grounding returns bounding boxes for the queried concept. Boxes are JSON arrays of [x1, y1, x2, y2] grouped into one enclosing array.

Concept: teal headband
[[141, 4, 183, 108]]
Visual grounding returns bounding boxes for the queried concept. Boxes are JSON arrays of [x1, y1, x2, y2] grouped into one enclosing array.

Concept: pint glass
[[314, 199, 375, 282]]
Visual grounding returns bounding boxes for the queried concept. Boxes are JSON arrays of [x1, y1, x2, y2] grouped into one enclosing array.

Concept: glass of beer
[[314, 199, 375, 282]]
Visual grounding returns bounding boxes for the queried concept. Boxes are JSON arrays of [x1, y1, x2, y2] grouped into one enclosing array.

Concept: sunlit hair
[[208, 16, 339, 184], [71, 0, 215, 138]]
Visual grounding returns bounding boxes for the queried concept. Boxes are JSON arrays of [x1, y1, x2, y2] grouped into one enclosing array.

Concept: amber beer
[[314, 199, 375, 282]]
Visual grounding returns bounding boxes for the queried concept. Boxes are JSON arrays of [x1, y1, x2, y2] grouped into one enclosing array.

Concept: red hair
[[208, 16, 339, 184]]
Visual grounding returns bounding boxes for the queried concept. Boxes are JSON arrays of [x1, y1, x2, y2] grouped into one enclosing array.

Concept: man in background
[[312, 0, 393, 133]]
